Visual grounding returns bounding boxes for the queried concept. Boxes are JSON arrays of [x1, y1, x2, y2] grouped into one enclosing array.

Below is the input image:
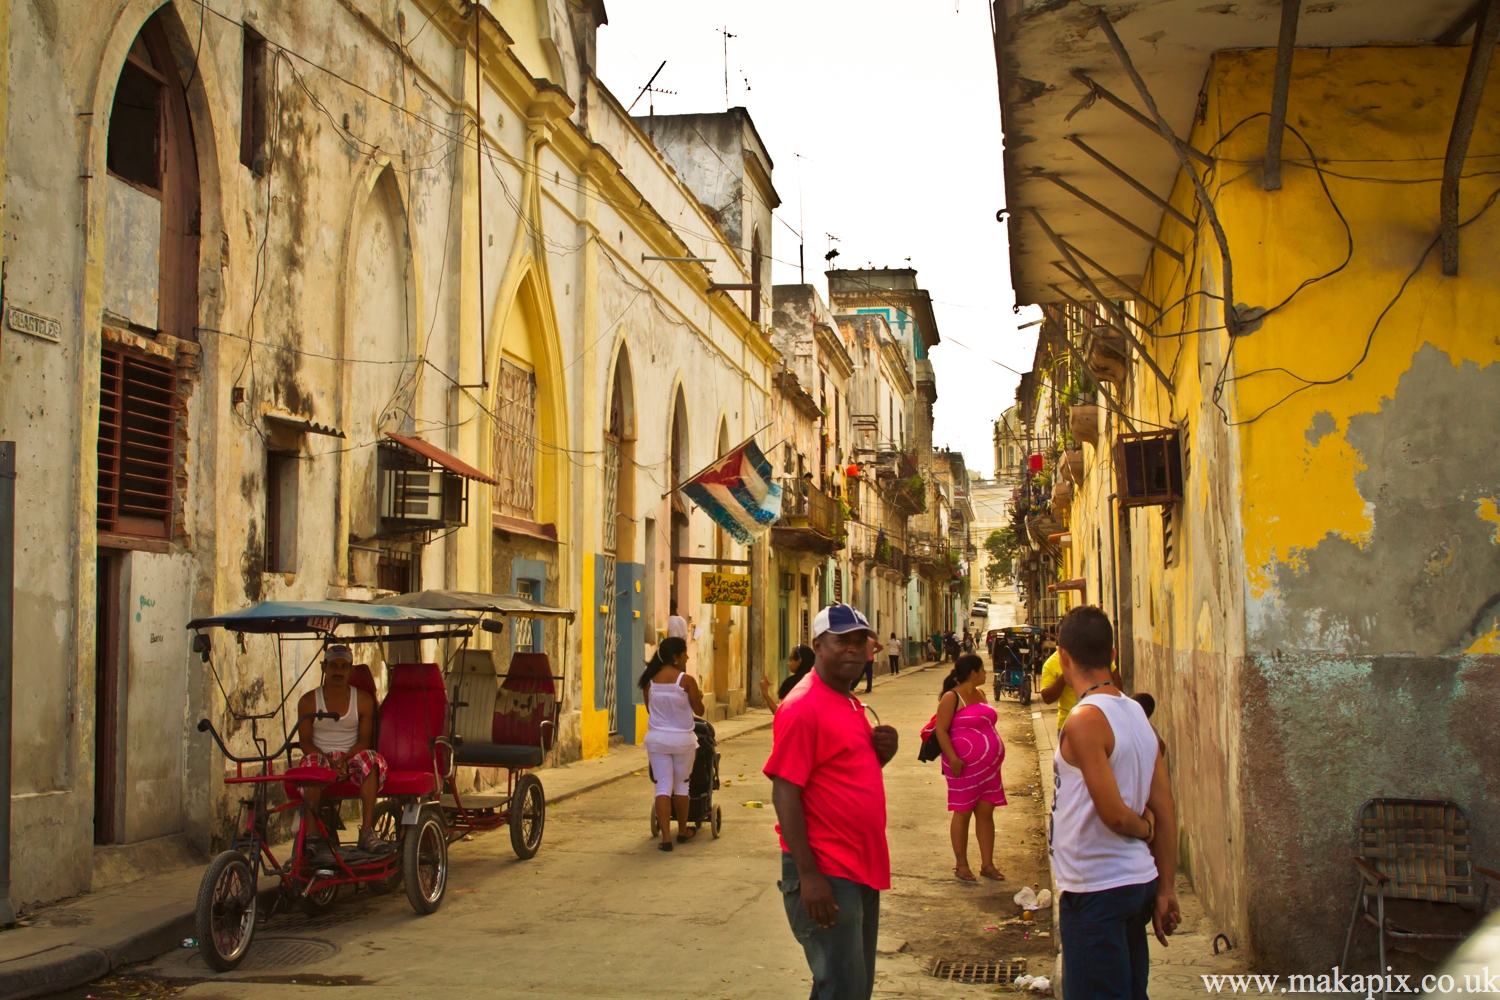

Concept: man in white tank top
[[1050, 607, 1179, 1000]]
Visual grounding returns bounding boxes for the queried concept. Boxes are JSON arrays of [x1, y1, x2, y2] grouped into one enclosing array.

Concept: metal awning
[[187, 600, 480, 633], [374, 589, 576, 622], [384, 431, 497, 486], [265, 412, 345, 438], [995, 0, 1473, 306]]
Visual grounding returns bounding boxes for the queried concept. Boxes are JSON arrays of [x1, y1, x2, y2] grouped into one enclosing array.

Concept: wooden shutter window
[[97, 346, 177, 538]]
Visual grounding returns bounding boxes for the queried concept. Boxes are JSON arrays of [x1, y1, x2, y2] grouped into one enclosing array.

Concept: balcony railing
[[777, 479, 844, 544]]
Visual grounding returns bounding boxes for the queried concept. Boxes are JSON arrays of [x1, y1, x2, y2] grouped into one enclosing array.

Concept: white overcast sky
[[595, 1, 1043, 480]]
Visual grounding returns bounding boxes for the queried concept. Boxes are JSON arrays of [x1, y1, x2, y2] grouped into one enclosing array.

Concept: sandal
[[980, 866, 1006, 881], [658, 841, 673, 852], [677, 828, 698, 844], [954, 867, 978, 882]]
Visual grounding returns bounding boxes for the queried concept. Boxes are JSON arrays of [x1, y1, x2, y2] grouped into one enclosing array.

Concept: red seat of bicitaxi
[[491, 653, 556, 751], [376, 663, 448, 797]]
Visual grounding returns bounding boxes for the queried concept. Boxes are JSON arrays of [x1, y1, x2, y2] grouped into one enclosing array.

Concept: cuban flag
[[681, 440, 783, 545]]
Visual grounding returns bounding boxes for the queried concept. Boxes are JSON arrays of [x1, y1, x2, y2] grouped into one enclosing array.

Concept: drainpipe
[[0, 443, 16, 924]]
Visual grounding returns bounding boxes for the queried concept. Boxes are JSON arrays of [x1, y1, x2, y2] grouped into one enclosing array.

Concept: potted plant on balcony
[[1069, 393, 1101, 445], [1062, 444, 1085, 485], [1052, 479, 1073, 511]]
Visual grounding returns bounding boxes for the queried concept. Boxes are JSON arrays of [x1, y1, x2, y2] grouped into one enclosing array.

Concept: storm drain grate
[[929, 958, 1027, 985], [188, 936, 337, 972]]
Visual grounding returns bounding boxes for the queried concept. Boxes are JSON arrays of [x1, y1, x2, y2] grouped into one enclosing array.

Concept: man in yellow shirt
[[1039, 650, 1123, 729]]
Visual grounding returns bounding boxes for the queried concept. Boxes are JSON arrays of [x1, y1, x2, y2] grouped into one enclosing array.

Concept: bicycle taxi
[[992, 625, 1046, 706], [188, 600, 490, 971], [372, 590, 574, 860]]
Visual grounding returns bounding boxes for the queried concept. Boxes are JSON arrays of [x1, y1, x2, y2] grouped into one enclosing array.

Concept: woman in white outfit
[[640, 637, 705, 851]]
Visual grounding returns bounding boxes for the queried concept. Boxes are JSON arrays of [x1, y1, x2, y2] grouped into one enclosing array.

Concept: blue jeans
[[1059, 879, 1157, 1000], [779, 852, 880, 1000]]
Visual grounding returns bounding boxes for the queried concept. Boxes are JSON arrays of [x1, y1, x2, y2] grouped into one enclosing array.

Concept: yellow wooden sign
[[701, 572, 752, 606]]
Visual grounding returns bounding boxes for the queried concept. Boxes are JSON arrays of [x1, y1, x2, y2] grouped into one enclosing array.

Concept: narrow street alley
[[54, 666, 1053, 1000]]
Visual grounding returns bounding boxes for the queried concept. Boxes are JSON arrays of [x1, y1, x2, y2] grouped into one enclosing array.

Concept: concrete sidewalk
[[0, 660, 939, 1000]]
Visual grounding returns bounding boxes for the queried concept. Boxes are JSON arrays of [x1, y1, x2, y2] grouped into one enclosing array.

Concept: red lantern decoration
[[1027, 454, 1044, 473]]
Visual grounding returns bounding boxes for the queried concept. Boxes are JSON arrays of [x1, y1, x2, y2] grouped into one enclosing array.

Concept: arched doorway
[[601, 349, 636, 736], [95, 9, 202, 847]]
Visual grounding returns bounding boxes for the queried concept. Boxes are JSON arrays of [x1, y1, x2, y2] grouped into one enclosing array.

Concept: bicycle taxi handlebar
[[197, 711, 339, 766]]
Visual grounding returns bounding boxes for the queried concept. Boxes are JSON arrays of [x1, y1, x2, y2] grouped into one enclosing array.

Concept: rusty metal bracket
[[1062, 238, 1162, 315], [1094, 8, 1244, 337], [1033, 208, 1176, 394], [1065, 134, 1193, 229], [1034, 171, 1185, 263], [1438, 2, 1483, 44], [1050, 261, 1152, 337], [1263, 0, 1301, 192], [1442, 0, 1500, 276], [1069, 70, 1214, 168]]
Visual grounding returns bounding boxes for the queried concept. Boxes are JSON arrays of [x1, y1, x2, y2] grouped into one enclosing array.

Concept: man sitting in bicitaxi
[[292, 644, 392, 858]]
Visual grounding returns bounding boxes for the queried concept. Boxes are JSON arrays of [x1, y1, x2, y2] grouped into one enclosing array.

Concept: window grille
[[98, 347, 177, 538], [493, 360, 537, 520], [377, 547, 419, 593]]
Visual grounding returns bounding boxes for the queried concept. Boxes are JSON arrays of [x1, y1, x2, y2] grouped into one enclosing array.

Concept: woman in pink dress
[[934, 654, 1007, 882]]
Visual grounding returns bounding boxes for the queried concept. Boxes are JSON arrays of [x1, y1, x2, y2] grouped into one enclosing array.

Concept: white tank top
[[313, 686, 360, 754], [1050, 691, 1160, 893], [644, 673, 698, 751]]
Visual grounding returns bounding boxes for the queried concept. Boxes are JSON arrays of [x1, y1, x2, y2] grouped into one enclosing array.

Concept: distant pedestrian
[[860, 634, 882, 694], [666, 599, 689, 640], [766, 604, 899, 1000], [931, 632, 943, 663], [639, 637, 705, 852], [933, 654, 1006, 883], [761, 644, 815, 712], [944, 632, 960, 662], [1051, 607, 1179, 1000], [888, 632, 900, 676]]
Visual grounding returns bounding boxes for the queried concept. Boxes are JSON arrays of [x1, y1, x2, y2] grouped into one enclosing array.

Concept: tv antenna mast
[[717, 26, 737, 109], [627, 60, 668, 113]]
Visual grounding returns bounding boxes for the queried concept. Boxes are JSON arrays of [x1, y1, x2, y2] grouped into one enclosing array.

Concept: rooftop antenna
[[794, 152, 812, 284], [717, 26, 737, 109], [824, 233, 841, 267], [627, 60, 667, 114]]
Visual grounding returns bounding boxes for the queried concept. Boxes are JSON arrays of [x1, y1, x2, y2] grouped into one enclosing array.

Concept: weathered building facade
[[768, 285, 850, 677], [996, 0, 1500, 967], [4, 0, 794, 908]]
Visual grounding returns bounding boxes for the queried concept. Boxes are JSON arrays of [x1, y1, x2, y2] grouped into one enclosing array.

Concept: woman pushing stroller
[[640, 637, 706, 851]]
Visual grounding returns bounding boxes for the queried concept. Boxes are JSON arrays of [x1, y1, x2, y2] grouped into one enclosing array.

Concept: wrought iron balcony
[[772, 479, 845, 555]]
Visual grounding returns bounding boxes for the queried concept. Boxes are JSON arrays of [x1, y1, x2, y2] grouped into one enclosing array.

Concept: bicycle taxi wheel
[[196, 850, 257, 972], [404, 804, 449, 914]]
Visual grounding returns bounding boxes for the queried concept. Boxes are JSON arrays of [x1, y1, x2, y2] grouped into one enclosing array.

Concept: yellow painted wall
[[1106, 44, 1500, 967], [579, 555, 609, 759]]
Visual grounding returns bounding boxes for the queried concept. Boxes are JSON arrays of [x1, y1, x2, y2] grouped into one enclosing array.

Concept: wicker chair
[[1342, 799, 1500, 984]]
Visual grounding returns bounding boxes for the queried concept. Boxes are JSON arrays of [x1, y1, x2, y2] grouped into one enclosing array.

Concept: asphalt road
[[65, 666, 1054, 1000]]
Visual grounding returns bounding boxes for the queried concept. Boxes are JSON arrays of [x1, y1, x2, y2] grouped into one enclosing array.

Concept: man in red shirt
[[765, 603, 899, 1000]]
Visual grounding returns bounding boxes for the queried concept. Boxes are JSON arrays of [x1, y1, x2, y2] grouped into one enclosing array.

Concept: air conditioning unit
[[1113, 430, 1184, 509], [381, 468, 464, 523]]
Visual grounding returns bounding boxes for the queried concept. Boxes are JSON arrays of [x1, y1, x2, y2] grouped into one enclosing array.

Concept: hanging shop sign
[[701, 572, 752, 606]]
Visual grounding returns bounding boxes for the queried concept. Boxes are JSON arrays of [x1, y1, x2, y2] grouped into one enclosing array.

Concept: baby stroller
[[648, 718, 723, 839]]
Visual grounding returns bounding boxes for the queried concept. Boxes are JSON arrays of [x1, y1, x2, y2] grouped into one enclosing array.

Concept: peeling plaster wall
[[1119, 45, 1500, 967]]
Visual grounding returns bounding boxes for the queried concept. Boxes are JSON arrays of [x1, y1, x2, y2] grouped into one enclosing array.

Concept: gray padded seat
[[450, 649, 499, 745], [451, 743, 545, 768]]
